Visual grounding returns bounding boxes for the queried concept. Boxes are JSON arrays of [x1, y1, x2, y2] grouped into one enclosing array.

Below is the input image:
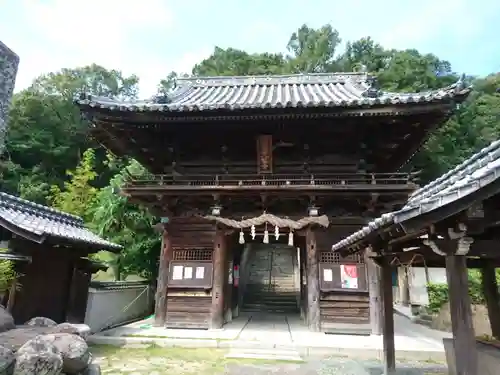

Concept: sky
[[1, 0, 499, 98]]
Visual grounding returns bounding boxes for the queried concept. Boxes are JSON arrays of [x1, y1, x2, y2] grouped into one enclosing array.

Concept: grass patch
[[90, 344, 295, 375]]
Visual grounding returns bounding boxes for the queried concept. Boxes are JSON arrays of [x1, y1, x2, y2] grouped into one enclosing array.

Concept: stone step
[[241, 304, 299, 313], [225, 348, 303, 362]]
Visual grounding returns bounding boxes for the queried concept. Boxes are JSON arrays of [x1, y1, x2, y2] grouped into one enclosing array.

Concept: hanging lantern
[[251, 225, 256, 240], [274, 225, 280, 240], [263, 223, 269, 244], [288, 230, 294, 246], [239, 229, 245, 244]]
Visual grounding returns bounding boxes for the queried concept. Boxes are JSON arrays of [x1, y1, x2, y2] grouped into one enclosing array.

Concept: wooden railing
[[126, 172, 419, 188]]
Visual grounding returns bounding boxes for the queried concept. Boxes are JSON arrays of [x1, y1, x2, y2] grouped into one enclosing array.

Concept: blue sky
[[1, 0, 499, 97]]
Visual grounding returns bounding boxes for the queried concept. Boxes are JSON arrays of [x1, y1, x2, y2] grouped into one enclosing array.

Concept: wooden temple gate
[[75, 72, 470, 333]]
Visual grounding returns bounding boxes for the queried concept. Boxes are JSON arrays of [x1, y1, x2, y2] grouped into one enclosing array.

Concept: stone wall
[[432, 301, 492, 336], [0, 41, 19, 154]]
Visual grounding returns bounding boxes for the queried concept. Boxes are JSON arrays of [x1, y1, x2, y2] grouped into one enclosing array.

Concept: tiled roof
[[331, 139, 500, 251], [0, 192, 121, 251], [75, 73, 471, 113]]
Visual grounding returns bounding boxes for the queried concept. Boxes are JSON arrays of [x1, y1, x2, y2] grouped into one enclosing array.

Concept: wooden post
[[445, 255, 478, 375], [306, 227, 320, 332], [210, 226, 226, 329], [365, 249, 383, 335], [399, 266, 410, 306], [481, 263, 500, 339], [381, 257, 396, 375], [153, 224, 172, 327]]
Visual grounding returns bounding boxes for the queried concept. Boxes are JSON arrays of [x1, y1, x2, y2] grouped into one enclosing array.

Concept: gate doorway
[[241, 243, 300, 314]]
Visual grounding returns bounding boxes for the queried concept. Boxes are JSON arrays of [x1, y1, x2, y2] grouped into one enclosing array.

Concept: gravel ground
[[91, 345, 448, 375]]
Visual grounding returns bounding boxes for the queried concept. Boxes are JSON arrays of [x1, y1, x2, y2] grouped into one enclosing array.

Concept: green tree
[[49, 148, 98, 219], [0, 65, 140, 204], [192, 47, 287, 76], [286, 24, 342, 73], [90, 156, 160, 281]]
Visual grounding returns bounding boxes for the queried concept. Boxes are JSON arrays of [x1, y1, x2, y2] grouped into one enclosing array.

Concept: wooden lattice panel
[[173, 249, 213, 261], [320, 252, 364, 264]]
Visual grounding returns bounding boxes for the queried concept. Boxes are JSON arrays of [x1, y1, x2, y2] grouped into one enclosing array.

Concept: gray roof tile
[[0, 192, 121, 251], [331, 139, 500, 251], [75, 73, 471, 113]]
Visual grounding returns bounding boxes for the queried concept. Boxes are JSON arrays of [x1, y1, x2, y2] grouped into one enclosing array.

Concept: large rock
[[0, 344, 15, 375], [14, 336, 63, 375], [40, 333, 91, 374], [25, 317, 57, 328], [79, 363, 101, 375], [0, 306, 15, 333], [52, 323, 90, 341]]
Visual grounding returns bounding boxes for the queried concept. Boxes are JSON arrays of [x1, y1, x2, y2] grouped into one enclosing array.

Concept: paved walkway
[[91, 311, 450, 362]]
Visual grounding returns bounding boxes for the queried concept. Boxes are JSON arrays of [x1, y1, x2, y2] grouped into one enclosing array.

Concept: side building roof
[[0, 192, 121, 252], [331, 139, 500, 252], [76, 72, 471, 113]]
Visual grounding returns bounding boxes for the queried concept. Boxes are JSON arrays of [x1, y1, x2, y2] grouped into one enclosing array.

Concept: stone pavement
[[90, 311, 450, 363]]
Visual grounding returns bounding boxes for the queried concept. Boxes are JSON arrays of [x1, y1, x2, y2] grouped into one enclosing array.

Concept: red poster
[[341, 265, 358, 289]]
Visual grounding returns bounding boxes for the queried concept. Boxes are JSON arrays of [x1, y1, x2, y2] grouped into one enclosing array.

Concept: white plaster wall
[[84, 284, 153, 333], [408, 267, 447, 306]]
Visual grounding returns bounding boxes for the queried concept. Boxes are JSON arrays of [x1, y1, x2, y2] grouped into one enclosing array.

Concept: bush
[[426, 269, 498, 313], [0, 260, 15, 295]]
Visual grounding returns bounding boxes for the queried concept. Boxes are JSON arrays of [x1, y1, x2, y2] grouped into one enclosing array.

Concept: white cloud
[[1, 0, 201, 97]]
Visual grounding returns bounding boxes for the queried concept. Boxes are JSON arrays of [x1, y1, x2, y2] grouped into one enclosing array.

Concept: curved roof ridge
[[408, 140, 500, 204], [0, 192, 83, 226]]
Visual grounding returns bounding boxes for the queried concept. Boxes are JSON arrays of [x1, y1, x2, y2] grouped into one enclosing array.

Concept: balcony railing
[[126, 172, 419, 188]]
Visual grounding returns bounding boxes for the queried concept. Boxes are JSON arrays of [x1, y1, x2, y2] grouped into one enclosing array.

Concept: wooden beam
[[153, 224, 172, 327], [445, 255, 478, 375], [210, 226, 227, 329], [365, 249, 383, 335], [481, 263, 500, 338], [381, 256, 396, 375], [306, 227, 320, 332]]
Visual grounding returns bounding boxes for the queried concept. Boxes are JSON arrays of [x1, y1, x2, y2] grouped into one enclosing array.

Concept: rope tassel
[[239, 230, 245, 244], [288, 230, 294, 246], [274, 225, 280, 240], [263, 223, 269, 244], [251, 225, 256, 240]]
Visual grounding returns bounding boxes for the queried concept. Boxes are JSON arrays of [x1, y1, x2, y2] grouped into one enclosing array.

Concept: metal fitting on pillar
[[423, 239, 447, 256]]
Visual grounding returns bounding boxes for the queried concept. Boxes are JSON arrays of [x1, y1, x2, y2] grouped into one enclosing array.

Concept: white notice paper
[[195, 267, 205, 279], [172, 265, 184, 280], [184, 267, 193, 279], [323, 268, 333, 282]]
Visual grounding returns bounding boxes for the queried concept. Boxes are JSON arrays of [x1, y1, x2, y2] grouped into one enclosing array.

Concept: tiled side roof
[[75, 73, 471, 113], [0, 192, 121, 251], [331, 139, 500, 251]]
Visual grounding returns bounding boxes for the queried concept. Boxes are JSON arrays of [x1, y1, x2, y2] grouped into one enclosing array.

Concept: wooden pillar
[[445, 255, 478, 375], [365, 249, 383, 335], [381, 257, 396, 375], [481, 263, 500, 338], [306, 227, 320, 332], [210, 226, 226, 329], [153, 224, 172, 327]]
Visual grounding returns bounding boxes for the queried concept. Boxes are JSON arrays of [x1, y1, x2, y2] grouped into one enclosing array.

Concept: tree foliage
[[49, 148, 98, 220], [2, 23, 500, 280]]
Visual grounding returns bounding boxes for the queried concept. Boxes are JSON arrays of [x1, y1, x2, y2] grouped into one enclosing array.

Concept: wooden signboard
[[319, 263, 368, 292], [256, 134, 273, 174], [167, 261, 213, 289]]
